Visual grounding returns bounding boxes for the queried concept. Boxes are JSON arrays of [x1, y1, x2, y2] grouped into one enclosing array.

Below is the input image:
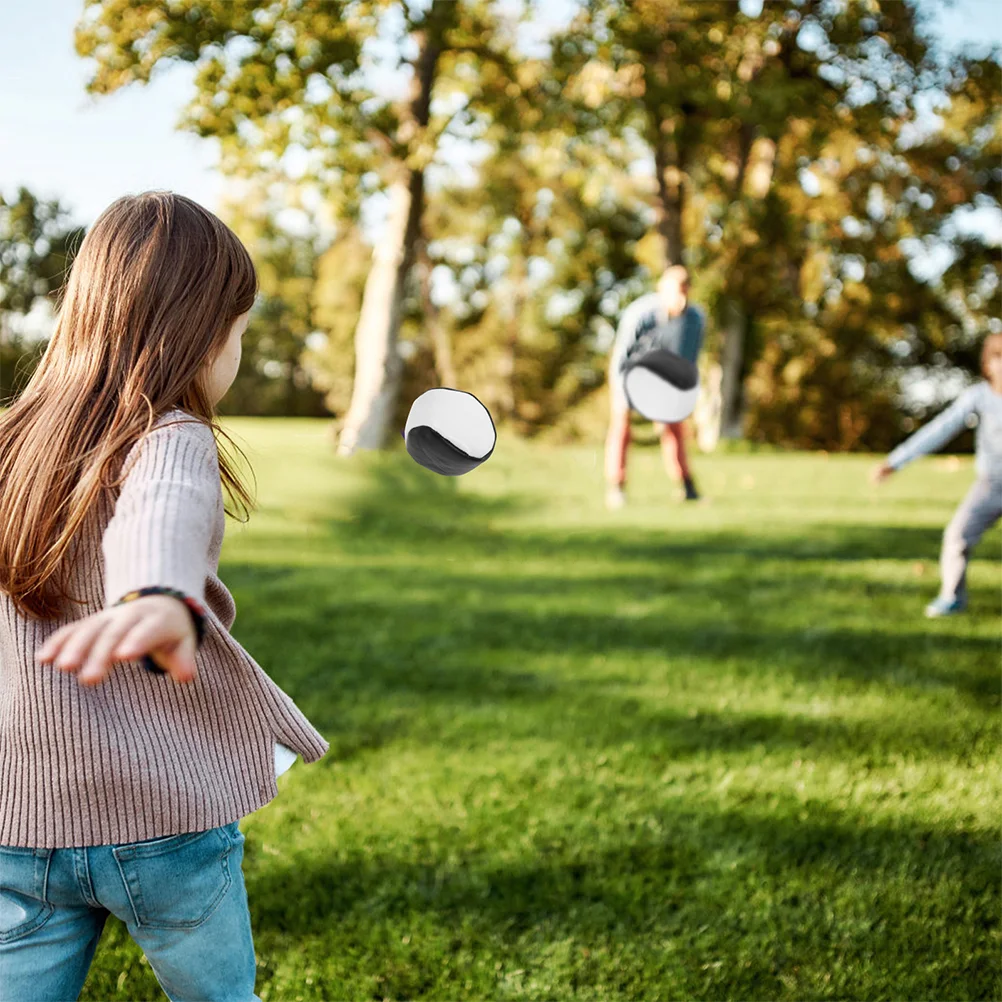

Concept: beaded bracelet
[[114, 587, 207, 676]]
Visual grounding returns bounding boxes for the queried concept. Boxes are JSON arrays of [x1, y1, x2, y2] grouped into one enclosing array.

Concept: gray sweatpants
[[940, 477, 1002, 600]]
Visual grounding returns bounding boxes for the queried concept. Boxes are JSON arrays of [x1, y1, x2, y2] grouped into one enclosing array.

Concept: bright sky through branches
[[1, 0, 998, 228]]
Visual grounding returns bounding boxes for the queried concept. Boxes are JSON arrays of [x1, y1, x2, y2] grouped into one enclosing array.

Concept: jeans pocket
[[0, 846, 54, 944], [112, 826, 234, 930]]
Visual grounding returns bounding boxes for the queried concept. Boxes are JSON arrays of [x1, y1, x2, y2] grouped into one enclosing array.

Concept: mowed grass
[[83, 418, 1000, 1001]]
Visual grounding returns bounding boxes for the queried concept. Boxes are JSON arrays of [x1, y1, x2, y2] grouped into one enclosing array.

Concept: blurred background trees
[[0, 189, 84, 402], [216, 181, 330, 417], [550, 0, 1000, 450], [1, 0, 998, 454]]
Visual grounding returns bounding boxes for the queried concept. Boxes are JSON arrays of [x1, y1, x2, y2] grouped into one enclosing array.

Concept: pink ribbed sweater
[[0, 409, 330, 848]]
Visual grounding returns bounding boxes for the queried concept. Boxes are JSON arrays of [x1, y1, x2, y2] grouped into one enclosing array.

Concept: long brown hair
[[0, 191, 258, 620]]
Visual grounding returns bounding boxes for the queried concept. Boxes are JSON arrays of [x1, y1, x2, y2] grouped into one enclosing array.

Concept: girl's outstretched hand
[[35, 595, 198, 687], [871, 461, 895, 485]]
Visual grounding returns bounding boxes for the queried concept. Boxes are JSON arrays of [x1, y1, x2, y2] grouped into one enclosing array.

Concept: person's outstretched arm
[[36, 414, 218, 687], [874, 384, 981, 481], [610, 302, 642, 376], [609, 304, 633, 376]]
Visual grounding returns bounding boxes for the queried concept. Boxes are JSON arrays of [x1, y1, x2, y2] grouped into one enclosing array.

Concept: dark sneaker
[[682, 477, 700, 502]]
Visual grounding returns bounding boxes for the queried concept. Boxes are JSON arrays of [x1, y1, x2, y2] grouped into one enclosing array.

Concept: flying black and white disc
[[623, 348, 700, 423], [404, 388, 496, 475]]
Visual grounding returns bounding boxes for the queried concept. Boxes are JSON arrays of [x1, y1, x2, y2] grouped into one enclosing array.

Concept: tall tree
[[552, 0, 848, 439], [75, 0, 518, 452], [397, 18, 653, 435], [550, 0, 1000, 448]]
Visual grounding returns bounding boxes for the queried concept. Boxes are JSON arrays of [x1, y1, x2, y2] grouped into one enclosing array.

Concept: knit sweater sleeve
[[102, 414, 219, 609]]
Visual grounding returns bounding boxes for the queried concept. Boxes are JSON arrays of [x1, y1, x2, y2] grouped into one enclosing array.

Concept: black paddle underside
[[623, 348, 699, 390], [406, 424, 493, 476]]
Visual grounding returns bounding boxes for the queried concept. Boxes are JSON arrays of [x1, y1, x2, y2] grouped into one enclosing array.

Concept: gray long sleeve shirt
[[611, 294, 706, 373], [887, 381, 1002, 480]]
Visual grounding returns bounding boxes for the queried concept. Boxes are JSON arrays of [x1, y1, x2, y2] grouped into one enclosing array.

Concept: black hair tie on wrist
[[114, 587, 207, 676]]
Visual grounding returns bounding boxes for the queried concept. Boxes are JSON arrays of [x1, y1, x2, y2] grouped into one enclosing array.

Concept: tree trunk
[[284, 343, 301, 417], [715, 134, 774, 443], [719, 300, 748, 440], [418, 237, 456, 387], [334, 4, 446, 455], [500, 219, 531, 421], [653, 129, 685, 267], [335, 175, 421, 454]]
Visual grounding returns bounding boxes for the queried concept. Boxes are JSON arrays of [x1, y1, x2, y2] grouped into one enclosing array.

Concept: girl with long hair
[[0, 191, 328, 999]]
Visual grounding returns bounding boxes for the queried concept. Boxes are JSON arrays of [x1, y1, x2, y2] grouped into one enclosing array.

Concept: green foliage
[[74, 0, 525, 219], [76, 0, 373, 216], [0, 187, 83, 313], [217, 189, 330, 418], [423, 136, 651, 433], [68, 1, 1001, 448], [306, 228, 370, 419], [547, 0, 1001, 449], [74, 0, 533, 438], [0, 188, 84, 403], [744, 317, 903, 452]]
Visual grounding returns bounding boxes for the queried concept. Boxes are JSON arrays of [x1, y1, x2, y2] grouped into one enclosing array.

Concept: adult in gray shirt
[[605, 266, 705, 509], [873, 332, 1002, 617]]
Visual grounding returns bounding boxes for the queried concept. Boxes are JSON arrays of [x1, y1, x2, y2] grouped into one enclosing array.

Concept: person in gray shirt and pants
[[873, 332, 1002, 617], [605, 265, 705, 509]]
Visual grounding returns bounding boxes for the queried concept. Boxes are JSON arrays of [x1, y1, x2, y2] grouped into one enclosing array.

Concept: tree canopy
[[2, 1, 995, 450]]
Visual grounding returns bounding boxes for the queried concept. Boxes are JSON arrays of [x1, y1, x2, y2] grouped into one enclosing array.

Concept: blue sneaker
[[924, 594, 967, 618]]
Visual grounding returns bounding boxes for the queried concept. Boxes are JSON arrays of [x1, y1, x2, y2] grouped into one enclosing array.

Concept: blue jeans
[[0, 820, 261, 1002]]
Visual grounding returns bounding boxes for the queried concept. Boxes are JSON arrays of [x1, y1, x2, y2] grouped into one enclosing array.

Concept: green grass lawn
[[82, 419, 1000, 1001]]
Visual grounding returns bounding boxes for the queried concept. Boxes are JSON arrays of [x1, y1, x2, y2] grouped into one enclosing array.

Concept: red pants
[[604, 403, 692, 487]]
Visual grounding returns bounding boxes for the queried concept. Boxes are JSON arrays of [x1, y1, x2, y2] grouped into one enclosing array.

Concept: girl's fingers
[[48, 616, 117, 671], [77, 618, 139, 686], [36, 622, 81, 662], [152, 632, 198, 685], [112, 620, 169, 661], [37, 600, 191, 687]]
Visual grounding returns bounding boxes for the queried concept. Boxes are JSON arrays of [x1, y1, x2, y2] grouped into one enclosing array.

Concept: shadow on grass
[[311, 453, 998, 580], [326, 451, 530, 550], [250, 804, 999, 926], [315, 685, 991, 766], [312, 454, 960, 561], [228, 561, 1000, 709], [201, 458, 1000, 999], [223, 564, 997, 779], [214, 452, 999, 784], [244, 803, 998, 997]]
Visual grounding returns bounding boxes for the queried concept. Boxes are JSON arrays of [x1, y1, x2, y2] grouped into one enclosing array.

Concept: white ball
[[404, 388, 496, 475], [623, 349, 700, 423]]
